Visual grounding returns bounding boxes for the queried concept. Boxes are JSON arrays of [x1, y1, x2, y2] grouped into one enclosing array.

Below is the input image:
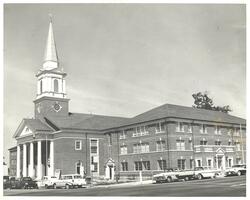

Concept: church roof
[[23, 118, 54, 131], [44, 104, 245, 132]]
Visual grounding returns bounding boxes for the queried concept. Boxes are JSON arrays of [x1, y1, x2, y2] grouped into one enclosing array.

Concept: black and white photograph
[[2, 2, 247, 197]]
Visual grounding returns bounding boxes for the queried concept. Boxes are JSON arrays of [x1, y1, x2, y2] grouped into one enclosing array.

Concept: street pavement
[[4, 175, 246, 197]]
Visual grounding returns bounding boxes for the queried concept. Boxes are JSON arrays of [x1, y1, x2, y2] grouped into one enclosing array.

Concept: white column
[[37, 141, 42, 179], [50, 140, 54, 176], [17, 145, 21, 178], [23, 144, 27, 177], [29, 142, 34, 178]]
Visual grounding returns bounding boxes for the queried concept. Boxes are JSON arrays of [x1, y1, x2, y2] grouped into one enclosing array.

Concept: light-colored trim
[[120, 149, 193, 156], [195, 158, 202, 167], [53, 137, 105, 140], [206, 157, 213, 168]]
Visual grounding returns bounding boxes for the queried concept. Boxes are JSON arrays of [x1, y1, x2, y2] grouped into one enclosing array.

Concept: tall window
[[90, 139, 98, 154], [40, 80, 43, 94], [196, 159, 202, 167], [215, 141, 221, 146], [119, 131, 126, 139], [75, 140, 82, 150], [187, 124, 192, 133], [215, 126, 221, 134], [176, 140, 185, 150], [158, 160, 167, 170], [121, 162, 128, 171], [156, 140, 166, 151], [207, 159, 212, 168], [133, 126, 149, 137], [200, 124, 207, 134], [235, 142, 241, 151], [133, 143, 149, 153], [54, 79, 59, 93], [177, 159, 186, 170], [120, 146, 127, 155], [91, 156, 98, 172], [176, 122, 184, 132], [134, 161, 150, 171], [156, 122, 165, 133], [76, 162, 81, 174], [200, 140, 207, 145]]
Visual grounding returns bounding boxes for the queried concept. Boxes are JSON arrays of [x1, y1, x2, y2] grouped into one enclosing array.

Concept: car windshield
[[74, 175, 82, 179], [23, 177, 32, 181]]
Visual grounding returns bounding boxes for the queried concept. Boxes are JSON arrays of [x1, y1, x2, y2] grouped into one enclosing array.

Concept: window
[[133, 126, 149, 137], [108, 134, 112, 145], [91, 156, 98, 172], [196, 159, 202, 167], [90, 139, 98, 154], [235, 142, 241, 151], [177, 159, 186, 170], [121, 162, 128, 171], [40, 80, 43, 94], [54, 79, 59, 93], [134, 161, 143, 171], [156, 122, 165, 133], [143, 161, 150, 170], [228, 140, 232, 146], [215, 126, 221, 134], [75, 140, 82, 150], [176, 140, 185, 150], [200, 124, 207, 134], [187, 124, 192, 133], [190, 159, 194, 169], [119, 131, 126, 139], [134, 161, 150, 171], [215, 141, 221, 146], [228, 158, 232, 167], [76, 162, 81, 174], [234, 129, 240, 137], [120, 146, 127, 155], [133, 143, 149, 153], [158, 160, 167, 170], [176, 122, 184, 132], [207, 159, 212, 168], [236, 158, 242, 164], [156, 140, 166, 151], [200, 140, 207, 145]]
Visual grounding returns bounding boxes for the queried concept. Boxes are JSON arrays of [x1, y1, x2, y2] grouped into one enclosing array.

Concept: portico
[[16, 139, 54, 180]]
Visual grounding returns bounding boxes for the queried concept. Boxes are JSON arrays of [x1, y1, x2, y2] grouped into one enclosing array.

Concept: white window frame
[[75, 140, 82, 150], [90, 139, 99, 155], [176, 122, 184, 132], [120, 145, 128, 155], [206, 157, 213, 168], [228, 157, 233, 167], [176, 140, 185, 151], [195, 158, 202, 167], [120, 131, 126, 140], [155, 122, 165, 134], [200, 124, 207, 134], [187, 124, 192, 133]]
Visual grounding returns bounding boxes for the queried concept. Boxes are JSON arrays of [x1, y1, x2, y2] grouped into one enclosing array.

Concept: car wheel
[[184, 176, 189, 181], [237, 171, 241, 176], [65, 184, 70, 189], [53, 184, 57, 189], [166, 177, 172, 183], [197, 174, 203, 180]]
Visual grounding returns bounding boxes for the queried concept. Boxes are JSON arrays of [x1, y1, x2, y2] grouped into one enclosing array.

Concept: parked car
[[194, 166, 218, 180], [225, 164, 246, 176], [153, 168, 180, 183], [3, 176, 10, 189], [9, 177, 38, 189], [61, 174, 87, 188], [37, 176, 74, 189]]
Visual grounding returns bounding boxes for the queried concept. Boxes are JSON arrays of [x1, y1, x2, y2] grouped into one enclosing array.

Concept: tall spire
[[43, 14, 58, 70]]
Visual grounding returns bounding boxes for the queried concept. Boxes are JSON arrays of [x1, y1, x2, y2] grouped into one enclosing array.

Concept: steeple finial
[[42, 14, 58, 70]]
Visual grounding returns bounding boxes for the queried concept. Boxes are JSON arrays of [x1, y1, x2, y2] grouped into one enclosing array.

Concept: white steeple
[[43, 15, 58, 70]]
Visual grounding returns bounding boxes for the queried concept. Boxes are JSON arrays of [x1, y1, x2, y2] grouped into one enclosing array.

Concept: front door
[[217, 156, 222, 169], [109, 166, 112, 180]]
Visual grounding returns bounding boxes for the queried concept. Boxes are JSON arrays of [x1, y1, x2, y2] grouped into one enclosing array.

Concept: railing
[[194, 145, 235, 153]]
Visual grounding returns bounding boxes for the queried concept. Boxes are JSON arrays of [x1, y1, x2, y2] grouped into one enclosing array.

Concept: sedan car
[[9, 177, 38, 189], [194, 166, 218, 180], [225, 164, 246, 176]]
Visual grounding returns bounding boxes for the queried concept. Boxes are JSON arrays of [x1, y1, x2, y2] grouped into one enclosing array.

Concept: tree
[[192, 92, 232, 113]]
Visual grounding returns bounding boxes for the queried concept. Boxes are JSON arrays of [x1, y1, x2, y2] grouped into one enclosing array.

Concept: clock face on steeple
[[53, 102, 62, 112]]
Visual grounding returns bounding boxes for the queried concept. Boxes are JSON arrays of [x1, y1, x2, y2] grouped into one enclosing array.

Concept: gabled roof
[[13, 118, 54, 138]]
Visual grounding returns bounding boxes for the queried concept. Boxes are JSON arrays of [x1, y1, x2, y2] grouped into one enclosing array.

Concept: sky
[[3, 4, 246, 163]]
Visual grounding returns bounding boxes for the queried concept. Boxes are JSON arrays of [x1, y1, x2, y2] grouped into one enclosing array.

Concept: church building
[[11, 20, 246, 181]]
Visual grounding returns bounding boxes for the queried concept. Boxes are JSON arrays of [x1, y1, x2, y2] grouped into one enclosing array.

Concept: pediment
[[13, 119, 35, 138], [216, 147, 225, 155]]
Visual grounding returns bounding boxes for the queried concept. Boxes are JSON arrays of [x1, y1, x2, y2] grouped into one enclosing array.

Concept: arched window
[[40, 80, 43, 94], [54, 79, 59, 93]]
